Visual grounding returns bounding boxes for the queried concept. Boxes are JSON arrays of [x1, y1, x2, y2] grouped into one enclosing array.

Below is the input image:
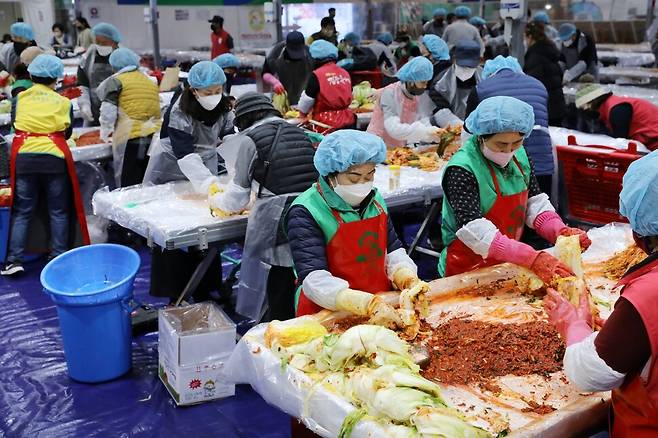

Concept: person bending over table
[[286, 130, 427, 325], [544, 151, 658, 436], [438, 95, 591, 280]]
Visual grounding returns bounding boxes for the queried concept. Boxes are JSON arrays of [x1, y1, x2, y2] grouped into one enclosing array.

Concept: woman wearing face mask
[[145, 61, 233, 303], [144, 61, 233, 186], [438, 96, 590, 280], [77, 22, 121, 125], [286, 130, 428, 323], [74, 17, 93, 50], [543, 152, 658, 437], [296, 40, 355, 133], [50, 23, 70, 49], [367, 56, 445, 148], [0, 22, 36, 76]]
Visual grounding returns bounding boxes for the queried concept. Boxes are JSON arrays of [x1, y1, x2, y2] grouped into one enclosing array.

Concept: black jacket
[[524, 40, 566, 123]]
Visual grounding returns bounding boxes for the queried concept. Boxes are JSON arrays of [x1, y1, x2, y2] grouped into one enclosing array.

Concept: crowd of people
[[0, 8, 657, 434]]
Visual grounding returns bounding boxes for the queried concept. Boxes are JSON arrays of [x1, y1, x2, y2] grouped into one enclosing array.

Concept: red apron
[[444, 158, 529, 277], [296, 186, 391, 316], [610, 258, 658, 437], [312, 62, 355, 134], [367, 82, 419, 149], [9, 130, 90, 251]]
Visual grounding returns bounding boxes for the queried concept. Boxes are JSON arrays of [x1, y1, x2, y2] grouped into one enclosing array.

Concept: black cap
[[455, 39, 481, 67], [208, 15, 224, 24], [285, 31, 305, 60], [234, 92, 277, 120]]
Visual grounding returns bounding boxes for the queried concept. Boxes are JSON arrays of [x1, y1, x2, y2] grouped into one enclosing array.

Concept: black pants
[[120, 135, 152, 187], [263, 265, 296, 321], [150, 247, 223, 303]]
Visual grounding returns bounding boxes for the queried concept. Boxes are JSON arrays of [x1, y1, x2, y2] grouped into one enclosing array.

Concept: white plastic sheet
[[598, 51, 655, 67], [549, 126, 650, 154]]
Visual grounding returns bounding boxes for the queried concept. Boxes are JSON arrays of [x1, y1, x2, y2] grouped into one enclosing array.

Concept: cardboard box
[[158, 302, 236, 405]]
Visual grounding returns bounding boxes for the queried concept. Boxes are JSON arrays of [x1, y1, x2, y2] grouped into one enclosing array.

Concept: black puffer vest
[[248, 119, 318, 197]]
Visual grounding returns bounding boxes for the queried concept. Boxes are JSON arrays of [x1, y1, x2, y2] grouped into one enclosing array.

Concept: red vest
[[312, 62, 355, 132], [211, 29, 231, 59], [612, 258, 658, 436], [600, 96, 658, 151]]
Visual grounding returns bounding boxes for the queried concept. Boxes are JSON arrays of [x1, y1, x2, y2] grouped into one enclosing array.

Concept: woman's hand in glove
[[543, 288, 593, 345], [559, 227, 592, 251], [368, 297, 404, 330], [530, 252, 575, 284]]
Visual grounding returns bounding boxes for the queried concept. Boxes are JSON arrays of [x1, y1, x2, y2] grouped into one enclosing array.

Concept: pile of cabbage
[[349, 81, 376, 112], [265, 320, 493, 438]]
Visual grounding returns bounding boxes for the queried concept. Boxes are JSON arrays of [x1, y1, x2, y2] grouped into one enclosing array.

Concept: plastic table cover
[[596, 43, 651, 53], [563, 83, 658, 107], [0, 250, 290, 437], [598, 66, 658, 84], [92, 165, 443, 250], [3, 127, 112, 162], [225, 223, 632, 438], [139, 49, 265, 69], [549, 126, 650, 154], [597, 50, 655, 67]]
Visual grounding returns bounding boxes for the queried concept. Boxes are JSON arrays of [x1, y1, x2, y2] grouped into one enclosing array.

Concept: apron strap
[[257, 122, 285, 199], [316, 181, 384, 224], [485, 156, 525, 196]]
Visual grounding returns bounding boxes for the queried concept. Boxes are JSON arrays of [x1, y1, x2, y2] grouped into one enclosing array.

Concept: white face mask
[[333, 180, 374, 207], [481, 142, 516, 167], [96, 45, 113, 56], [454, 65, 476, 81], [196, 93, 223, 111], [562, 38, 574, 48]]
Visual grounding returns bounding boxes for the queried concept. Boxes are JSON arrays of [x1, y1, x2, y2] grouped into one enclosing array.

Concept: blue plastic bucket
[[40, 244, 141, 383]]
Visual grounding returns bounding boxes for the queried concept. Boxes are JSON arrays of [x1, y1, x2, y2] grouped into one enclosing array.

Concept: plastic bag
[[161, 302, 234, 336]]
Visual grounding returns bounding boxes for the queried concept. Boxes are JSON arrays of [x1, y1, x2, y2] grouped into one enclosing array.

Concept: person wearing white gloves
[[143, 61, 233, 185], [544, 151, 658, 436], [367, 56, 446, 149], [95, 47, 161, 187], [558, 23, 599, 84], [76, 22, 121, 124], [181, 92, 318, 321], [439, 96, 590, 280], [285, 130, 427, 325]]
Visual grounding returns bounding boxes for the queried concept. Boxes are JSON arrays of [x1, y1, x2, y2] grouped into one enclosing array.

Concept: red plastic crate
[[349, 70, 382, 89], [556, 135, 642, 225]]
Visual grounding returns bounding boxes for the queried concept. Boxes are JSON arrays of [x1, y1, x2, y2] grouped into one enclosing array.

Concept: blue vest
[[476, 69, 554, 176]]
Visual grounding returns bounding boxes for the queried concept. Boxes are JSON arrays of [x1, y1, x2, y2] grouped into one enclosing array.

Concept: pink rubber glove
[[543, 288, 593, 345], [488, 232, 539, 266], [534, 211, 592, 250], [488, 232, 574, 283], [263, 73, 284, 94]]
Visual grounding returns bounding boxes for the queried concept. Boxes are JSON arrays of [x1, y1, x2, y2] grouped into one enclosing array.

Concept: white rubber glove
[[79, 86, 94, 122], [177, 153, 219, 194]]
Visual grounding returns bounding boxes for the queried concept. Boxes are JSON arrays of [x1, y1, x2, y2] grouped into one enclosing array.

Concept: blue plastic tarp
[[0, 249, 290, 437]]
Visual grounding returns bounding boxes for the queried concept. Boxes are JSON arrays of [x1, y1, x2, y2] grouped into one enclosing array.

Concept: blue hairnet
[[188, 61, 227, 89], [10, 22, 33, 41], [454, 6, 471, 18], [213, 53, 240, 69], [92, 22, 122, 43], [533, 11, 550, 24], [309, 40, 338, 60], [421, 35, 450, 61], [337, 58, 354, 69], [109, 48, 140, 70], [27, 54, 63, 79], [376, 32, 393, 45], [433, 8, 447, 18], [469, 16, 486, 26], [343, 32, 360, 46], [396, 56, 433, 82], [558, 23, 577, 41], [465, 96, 535, 138], [482, 55, 523, 79], [620, 150, 658, 236], [314, 130, 387, 176]]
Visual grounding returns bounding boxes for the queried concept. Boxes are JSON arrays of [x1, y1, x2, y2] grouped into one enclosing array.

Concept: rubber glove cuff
[[566, 319, 593, 346], [488, 232, 539, 267], [533, 211, 566, 244]]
